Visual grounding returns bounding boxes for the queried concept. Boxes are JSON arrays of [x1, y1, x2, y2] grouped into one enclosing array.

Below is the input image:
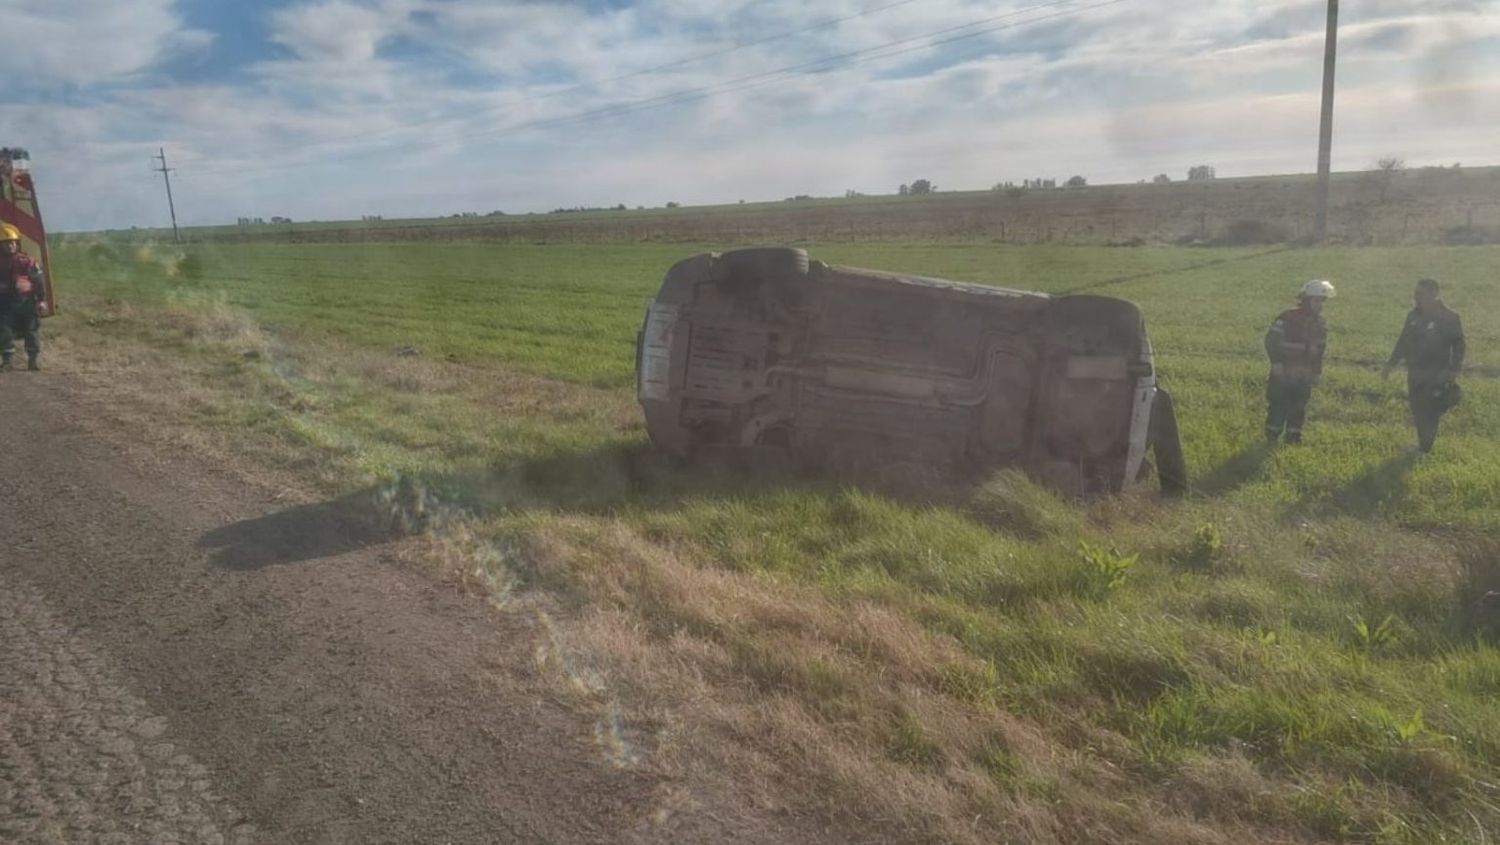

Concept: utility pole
[[152, 147, 181, 243], [1313, 0, 1338, 241]]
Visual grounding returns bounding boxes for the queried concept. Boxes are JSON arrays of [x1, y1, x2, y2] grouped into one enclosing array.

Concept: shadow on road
[[199, 492, 396, 570]]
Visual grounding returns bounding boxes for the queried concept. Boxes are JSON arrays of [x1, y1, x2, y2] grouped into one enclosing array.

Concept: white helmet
[[1300, 279, 1336, 299]]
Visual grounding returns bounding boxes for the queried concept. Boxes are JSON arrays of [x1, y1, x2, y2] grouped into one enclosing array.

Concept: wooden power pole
[[153, 147, 181, 243], [1313, 0, 1338, 241]]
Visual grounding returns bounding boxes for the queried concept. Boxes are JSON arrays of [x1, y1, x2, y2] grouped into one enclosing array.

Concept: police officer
[[0, 223, 49, 371], [1264, 279, 1335, 444], [1382, 278, 1464, 453]]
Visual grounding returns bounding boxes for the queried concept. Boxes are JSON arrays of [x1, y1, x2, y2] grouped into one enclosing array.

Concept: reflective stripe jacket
[[0, 252, 47, 308], [1264, 305, 1327, 382]]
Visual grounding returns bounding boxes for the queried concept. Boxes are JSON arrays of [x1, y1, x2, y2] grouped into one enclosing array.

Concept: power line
[[188, 0, 1125, 180]]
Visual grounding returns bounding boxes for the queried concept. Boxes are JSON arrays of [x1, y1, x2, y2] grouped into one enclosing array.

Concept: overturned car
[[636, 248, 1185, 496]]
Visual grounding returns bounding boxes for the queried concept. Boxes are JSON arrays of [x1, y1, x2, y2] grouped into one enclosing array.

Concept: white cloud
[[7, 0, 1498, 230], [1201, 13, 1500, 66], [268, 0, 417, 64], [0, 0, 212, 87], [416, 2, 638, 77]]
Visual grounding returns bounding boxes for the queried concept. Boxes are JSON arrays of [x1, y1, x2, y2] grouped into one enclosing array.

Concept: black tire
[[720, 247, 809, 285], [1150, 388, 1188, 497]]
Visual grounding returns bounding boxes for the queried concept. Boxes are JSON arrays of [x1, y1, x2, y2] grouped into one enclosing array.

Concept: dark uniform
[[0, 249, 47, 371], [1263, 304, 1327, 443], [1386, 303, 1465, 452]]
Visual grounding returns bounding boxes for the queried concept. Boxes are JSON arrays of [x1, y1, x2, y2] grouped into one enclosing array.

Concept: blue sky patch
[[163, 0, 299, 82]]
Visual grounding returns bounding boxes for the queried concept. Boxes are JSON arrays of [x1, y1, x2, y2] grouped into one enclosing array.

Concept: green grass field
[[46, 239, 1500, 842]]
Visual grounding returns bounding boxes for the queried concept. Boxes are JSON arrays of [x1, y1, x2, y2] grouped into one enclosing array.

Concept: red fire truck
[[1, 147, 55, 315]]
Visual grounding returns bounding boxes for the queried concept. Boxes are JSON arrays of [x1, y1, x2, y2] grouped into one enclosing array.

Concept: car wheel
[[720, 247, 810, 284], [1150, 388, 1188, 497]]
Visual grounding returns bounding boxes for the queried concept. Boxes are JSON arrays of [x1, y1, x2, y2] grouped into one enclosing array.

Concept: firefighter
[[1263, 279, 1335, 444], [0, 223, 48, 371], [1381, 278, 1465, 454]]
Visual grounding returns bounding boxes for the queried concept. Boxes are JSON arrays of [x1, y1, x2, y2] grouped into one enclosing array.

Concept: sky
[[1, 0, 1496, 231]]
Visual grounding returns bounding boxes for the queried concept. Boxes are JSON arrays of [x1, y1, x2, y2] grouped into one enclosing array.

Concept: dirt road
[[0, 374, 688, 844]]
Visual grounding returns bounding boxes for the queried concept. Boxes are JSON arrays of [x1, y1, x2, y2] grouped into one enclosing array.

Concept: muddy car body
[[637, 248, 1182, 496]]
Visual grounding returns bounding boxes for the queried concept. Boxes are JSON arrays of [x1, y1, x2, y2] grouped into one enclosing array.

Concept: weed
[[1175, 521, 1227, 571], [1350, 613, 1402, 653], [1393, 709, 1426, 745], [1193, 522, 1224, 558], [1076, 539, 1138, 597]]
